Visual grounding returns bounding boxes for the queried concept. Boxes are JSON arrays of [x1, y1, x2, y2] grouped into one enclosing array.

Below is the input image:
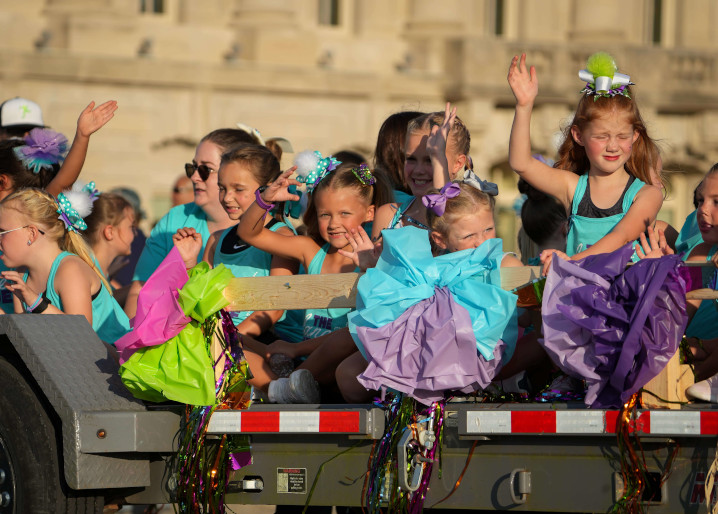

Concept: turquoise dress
[[302, 243, 355, 340], [133, 203, 210, 281], [685, 244, 718, 339], [565, 174, 646, 256], [214, 220, 304, 342], [675, 210, 703, 256], [25, 252, 131, 344]]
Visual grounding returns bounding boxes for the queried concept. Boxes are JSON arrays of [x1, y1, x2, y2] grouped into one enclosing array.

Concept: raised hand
[[338, 226, 382, 271], [427, 102, 457, 160], [507, 54, 538, 107], [635, 226, 673, 259], [261, 166, 301, 203], [172, 227, 203, 268], [76, 100, 118, 138]]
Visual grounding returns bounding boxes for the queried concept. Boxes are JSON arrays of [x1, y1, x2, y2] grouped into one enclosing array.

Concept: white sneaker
[[268, 377, 293, 403], [288, 369, 321, 404], [686, 375, 718, 403], [496, 371, 532, 395]]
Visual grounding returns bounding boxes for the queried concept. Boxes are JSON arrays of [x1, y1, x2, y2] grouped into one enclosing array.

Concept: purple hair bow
[[422, 182, 461, 216], [14, 128, 68, 174]]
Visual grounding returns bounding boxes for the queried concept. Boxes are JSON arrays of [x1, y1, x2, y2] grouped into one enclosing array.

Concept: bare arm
[[46, 101, 118, 197], [371, 202, 399, 241], [507, 54, 575, 207], [426, 102, 456, 188]]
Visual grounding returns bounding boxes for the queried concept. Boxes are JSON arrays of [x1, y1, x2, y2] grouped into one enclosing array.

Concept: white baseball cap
[[0, 97, 44, 129]]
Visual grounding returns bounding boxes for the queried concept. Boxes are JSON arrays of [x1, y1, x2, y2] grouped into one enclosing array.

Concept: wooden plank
[[641, 351, 694, 409], [223, 266, 542, 312]]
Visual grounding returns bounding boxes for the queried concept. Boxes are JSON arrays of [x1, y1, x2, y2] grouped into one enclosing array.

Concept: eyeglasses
[[184, 163, 216, 181], [0, 225, 45, 239]]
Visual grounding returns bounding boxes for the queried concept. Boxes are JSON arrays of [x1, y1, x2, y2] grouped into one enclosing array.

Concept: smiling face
[[431, 208, 496, 253], [218, 161, 262, 220], [571, 112, 639, 177], [313, 186, 375, 249], [404, 131, 467, 197], [696, 174, 718, 245], [189, 141, 222, 210]]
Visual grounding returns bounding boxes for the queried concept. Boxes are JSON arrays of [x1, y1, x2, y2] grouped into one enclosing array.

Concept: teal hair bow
[[296, 151, 341, 193], [56, 193, 87, 233]]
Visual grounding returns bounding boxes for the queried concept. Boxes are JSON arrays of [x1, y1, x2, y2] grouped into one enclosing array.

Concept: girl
[[172, 144, 303, 342], [84, 190, 136, 296], [0, 188, 130, 345], [371, 103, 470, 239], [0, 101, 117, 313], [337, 180, 522, 403], [507, 52, 663, 272], [372, 110, 423, 202], [127, 128, 261, 318]]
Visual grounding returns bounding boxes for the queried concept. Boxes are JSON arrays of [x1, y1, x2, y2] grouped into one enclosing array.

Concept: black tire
[[0, 357, 103, 514]]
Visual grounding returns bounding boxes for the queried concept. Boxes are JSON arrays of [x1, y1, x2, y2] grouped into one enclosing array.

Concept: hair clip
[[56, 193, 88, 233], [422, 182, 461, 216], [81, 181, 100, 203], [351, 164, 376, 186], [14, 128, 68, 174], [462, 169, 498, 196], [293, 150, 341, 192], [236, 122, 265, 145], [578, 52, 633, 100]]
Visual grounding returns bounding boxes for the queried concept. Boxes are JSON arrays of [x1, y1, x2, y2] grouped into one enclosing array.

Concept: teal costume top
[[302, 243, 354, 340], [133, 203, 210, 282], [28, 252, 131, 344], [565, 174, 646, 256], [676, 210, 703, 256], [685, 244, 718, 339], [214, 220, 304, 342], [0, 261, 15, 313]]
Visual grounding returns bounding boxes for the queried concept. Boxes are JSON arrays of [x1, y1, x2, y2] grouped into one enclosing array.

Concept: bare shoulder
[[500, 253, 524, 268]]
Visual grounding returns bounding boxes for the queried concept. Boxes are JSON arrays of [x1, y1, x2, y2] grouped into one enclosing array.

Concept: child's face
[[189, 141, 222, 210], [218, 161, 262, 220], [571, 113, 638, 176], [0, 207, 31, 268], [696, 174, 718, 244], [404, 131, 467, 197], [313, 187, 375, 250], [112, 207, 136, 257], [432, 208, 496, 253]]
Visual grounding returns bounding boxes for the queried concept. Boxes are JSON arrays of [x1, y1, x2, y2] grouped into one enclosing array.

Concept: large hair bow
[[422, 182, 461, 216], [56, 192, 88, 233], [14, 128, 68, 174], [462, 169, 498, 196], [293, 150, 341, 193]]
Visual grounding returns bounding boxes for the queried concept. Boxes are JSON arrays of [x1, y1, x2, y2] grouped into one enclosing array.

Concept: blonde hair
[[406, 111, 471, 157], [1, 188, 111, 293], [426, 182, 495, 238], [84, 193, 133, 246]]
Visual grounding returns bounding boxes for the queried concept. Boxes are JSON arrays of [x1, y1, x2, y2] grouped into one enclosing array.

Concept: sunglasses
[[184, 163, 216, 181]]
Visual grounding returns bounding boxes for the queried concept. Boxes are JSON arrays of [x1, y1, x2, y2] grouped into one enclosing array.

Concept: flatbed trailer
[[1, 269, 716, 513]]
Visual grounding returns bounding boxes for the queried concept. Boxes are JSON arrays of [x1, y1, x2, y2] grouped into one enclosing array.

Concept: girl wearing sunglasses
[[126, 128, 260, 317]]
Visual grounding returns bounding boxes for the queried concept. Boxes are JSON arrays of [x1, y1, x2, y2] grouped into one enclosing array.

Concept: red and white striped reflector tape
[[462, 410, 718, 436], [207, 410, 363, 434]]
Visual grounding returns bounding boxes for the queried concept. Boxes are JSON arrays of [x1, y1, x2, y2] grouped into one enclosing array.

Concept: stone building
[[1, 0, 717, 251]]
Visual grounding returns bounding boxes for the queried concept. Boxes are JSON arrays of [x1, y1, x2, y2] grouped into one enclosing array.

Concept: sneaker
[[268, 377, 293, 403], [686, 375, 718, 403], [495, 371, 532, 395], [250, 386, 269, 403], [539, 373, 585, 400], [269, 353, 295, 378], [288, 369, 321, 404]]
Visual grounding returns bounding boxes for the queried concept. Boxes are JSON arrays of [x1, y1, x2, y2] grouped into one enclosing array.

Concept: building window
[[139, 0, 164, 14], [318, 0, 340, 26], [651, 0, 662, 44], [494, 0, 504, 36]]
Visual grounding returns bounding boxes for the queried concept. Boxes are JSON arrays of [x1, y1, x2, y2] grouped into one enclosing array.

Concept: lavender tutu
[[541, 244, 688, 408]]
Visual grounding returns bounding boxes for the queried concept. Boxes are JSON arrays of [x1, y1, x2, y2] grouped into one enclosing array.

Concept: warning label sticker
[[277, 468, 307, 494]]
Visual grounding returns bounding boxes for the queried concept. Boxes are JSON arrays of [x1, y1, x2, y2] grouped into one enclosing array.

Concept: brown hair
[[518, 178, 567, 246], [426, 182, 495, 238], [555, 90, 661, 186], [407, 111, 471, 157], [220, 143, 281, 186], [200, 128, 260, 152], [303, 162, 393, 241], [84, 193, 133, 246], [0, 139, 59, 191], [373, 111, 423, 194], [1, 188, 111, 292]]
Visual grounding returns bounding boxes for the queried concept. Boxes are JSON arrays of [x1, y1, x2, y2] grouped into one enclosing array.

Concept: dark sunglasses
[[184, 163, 216, 181]]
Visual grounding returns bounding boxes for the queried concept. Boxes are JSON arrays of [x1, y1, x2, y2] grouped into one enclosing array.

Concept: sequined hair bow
[[579, 51, 633, 100], [462, 169, 498, 196], [351, 164, 376, 186]]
